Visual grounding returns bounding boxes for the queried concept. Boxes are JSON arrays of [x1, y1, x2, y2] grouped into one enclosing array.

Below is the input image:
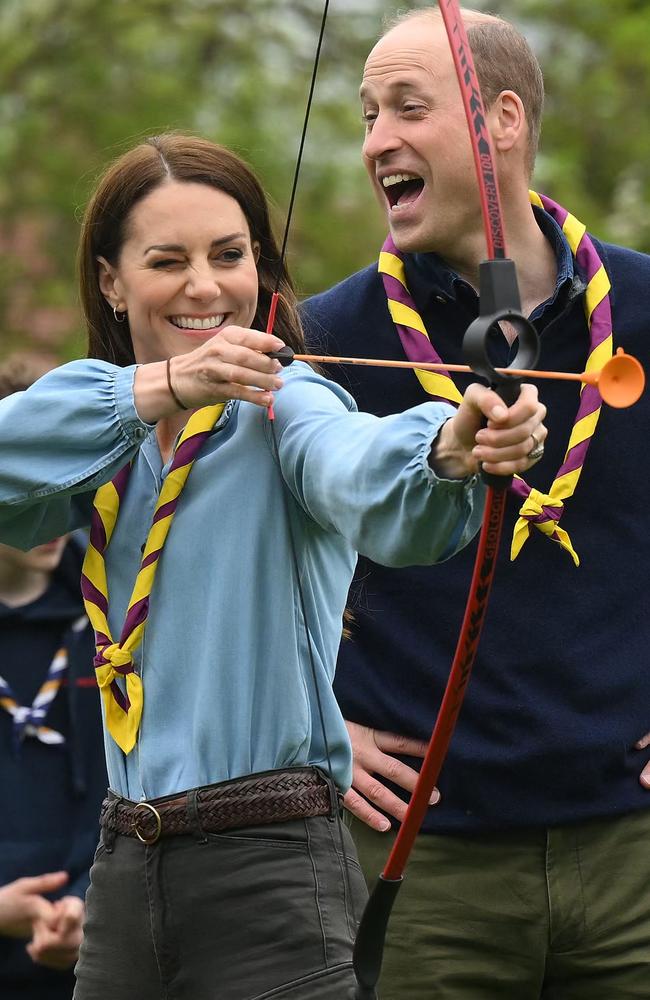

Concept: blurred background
[[1, 0, 649, 362]]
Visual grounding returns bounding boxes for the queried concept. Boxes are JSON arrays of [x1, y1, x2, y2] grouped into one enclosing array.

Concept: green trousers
[[350, 808, 650, 999]]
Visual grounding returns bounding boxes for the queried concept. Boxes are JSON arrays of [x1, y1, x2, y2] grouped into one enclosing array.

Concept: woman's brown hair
[[78, 134, 304, 366]]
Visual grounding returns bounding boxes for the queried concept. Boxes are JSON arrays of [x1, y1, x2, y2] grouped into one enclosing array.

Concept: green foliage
[[1, 0, 648, 361], [490, 0, 650, 248]]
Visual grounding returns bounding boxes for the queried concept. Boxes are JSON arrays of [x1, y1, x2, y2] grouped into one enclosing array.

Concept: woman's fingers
[[171, 326, 287, 408]]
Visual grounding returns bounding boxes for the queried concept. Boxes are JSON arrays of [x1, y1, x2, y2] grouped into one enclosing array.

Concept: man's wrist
[[428, 417, 478, 480]]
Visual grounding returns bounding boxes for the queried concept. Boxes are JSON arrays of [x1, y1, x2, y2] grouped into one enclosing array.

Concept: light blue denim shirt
[[0, 359, 484, 799]]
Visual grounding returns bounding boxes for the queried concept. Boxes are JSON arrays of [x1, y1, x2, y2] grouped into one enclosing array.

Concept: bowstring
[[266, 0, 358, 927]]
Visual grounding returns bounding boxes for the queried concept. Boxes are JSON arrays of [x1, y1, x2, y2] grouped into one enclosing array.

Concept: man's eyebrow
[[144, 233, 247, 254], [360, 78, 421, 101]]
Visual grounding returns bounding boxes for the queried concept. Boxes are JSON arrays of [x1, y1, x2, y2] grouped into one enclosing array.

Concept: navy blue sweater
[[301, 218, 650, 833], [0, 538, 106, 998]]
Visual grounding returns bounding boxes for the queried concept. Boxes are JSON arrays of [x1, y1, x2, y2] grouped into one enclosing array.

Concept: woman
[[0, 134, 546, 999]]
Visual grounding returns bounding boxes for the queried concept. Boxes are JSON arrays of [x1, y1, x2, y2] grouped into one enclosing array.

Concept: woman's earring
[[113, 305, 126, 324]]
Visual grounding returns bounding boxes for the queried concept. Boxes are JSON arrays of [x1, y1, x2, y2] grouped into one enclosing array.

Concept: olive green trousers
[[350, 808, 650, 999]]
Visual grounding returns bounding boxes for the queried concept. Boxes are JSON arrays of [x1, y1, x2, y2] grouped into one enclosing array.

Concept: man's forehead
[[360, 21, 451, 96]]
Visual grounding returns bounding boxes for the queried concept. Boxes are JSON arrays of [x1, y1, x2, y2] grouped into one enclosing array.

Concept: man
[[0, 356, 107, 1000], [301, 7, 650, 998]]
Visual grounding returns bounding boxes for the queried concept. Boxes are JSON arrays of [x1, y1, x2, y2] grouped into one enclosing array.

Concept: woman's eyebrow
[[144, 233, 247, 254]]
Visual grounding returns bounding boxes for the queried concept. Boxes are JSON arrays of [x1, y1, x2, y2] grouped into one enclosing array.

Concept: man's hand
[[343, 721, 439, 832], [0, 872, 67, 938], [26, 895, 84, 970], [635, 731, 650, 788]]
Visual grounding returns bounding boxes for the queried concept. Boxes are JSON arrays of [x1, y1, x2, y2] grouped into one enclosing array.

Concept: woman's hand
[[430, 383, 547, 480], [134, 326, 285, 423]]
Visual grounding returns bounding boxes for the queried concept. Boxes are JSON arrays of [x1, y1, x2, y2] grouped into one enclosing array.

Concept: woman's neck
[[156, 411, 193, 464]]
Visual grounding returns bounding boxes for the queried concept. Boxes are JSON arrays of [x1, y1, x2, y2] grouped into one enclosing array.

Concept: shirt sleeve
[[0, 360, 153, 550], [270, 364, 486, 567]]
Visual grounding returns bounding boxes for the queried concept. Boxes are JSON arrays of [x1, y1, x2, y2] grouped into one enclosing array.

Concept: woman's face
[[98, 180, 260, 364]]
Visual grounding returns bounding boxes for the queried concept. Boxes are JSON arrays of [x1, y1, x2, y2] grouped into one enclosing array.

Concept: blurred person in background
[[0, 354, 106, 1000]]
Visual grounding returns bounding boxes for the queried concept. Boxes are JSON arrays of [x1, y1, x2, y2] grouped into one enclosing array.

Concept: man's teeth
[[170, 315, 225, 330], [382, 173, 420, 188]]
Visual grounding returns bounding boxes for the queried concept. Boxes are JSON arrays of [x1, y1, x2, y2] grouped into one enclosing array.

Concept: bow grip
[[464, 260, 540, 490]]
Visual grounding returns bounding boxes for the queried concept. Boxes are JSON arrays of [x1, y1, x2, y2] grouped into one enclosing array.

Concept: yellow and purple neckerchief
[[81, 403, 225, 754], [378, 190, 613, 566], [0, 615, 87, 749]]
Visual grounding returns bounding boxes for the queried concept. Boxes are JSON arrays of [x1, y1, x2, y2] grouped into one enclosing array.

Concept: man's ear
[[489, 90, 526, 155], [97, 256, 122, 308]]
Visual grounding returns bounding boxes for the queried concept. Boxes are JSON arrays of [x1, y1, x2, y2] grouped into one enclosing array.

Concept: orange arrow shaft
[[293, 353, 595, 386]]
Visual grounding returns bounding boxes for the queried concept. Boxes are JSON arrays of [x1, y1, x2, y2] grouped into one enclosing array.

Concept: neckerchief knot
[[94, 643, 134, 673], [81, 402, 225, 754], [511, 488, 579, 566]]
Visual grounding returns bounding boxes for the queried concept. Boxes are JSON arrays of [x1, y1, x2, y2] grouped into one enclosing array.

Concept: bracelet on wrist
[[166, 357, 189, 410]]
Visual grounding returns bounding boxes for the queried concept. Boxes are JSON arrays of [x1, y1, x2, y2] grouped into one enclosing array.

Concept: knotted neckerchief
[[379, 190, 613, 566], [0, 613, 87, 749], [81, 403, 225, 754]]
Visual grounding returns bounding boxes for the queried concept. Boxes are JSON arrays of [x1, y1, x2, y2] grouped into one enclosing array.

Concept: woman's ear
[[252, 241, 261, 265], [489, 90, 525, 155], [97, 256, 121, 308]]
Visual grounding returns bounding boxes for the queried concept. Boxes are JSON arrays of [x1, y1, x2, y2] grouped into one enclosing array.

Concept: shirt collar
[[405, 204, 577, 313]]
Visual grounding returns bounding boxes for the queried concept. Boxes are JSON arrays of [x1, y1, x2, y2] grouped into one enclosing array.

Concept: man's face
[[360, 17, 483, 257]]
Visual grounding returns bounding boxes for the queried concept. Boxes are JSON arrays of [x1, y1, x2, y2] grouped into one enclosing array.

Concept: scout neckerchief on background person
[[378, 190, 613, 566], [0, 613, 87, 751], [81, 403, 225, 754]]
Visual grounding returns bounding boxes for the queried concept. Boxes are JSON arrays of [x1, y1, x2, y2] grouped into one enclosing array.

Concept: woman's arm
[[271, 365, 545, 567], [0, 360, 152, 548]]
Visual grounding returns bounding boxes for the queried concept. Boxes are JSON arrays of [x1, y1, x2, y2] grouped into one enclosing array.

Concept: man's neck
[[445, 196, 559, 320], [0, 564, 51, 609]]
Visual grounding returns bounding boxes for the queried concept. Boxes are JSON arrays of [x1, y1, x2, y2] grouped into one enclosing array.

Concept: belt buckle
[[133, 801, 162, 844]]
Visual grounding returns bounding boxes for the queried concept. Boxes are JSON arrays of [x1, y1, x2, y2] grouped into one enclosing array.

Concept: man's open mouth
[[382, 172, 425, 208]]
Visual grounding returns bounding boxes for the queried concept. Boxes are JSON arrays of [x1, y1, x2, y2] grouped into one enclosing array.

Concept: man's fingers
[[372, 730, 429, 759], [636, 731, 650, 787], [352, 766, 440, 823], [343, 787, 391, 832]]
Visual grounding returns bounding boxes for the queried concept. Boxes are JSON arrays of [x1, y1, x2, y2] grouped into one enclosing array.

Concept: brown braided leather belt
[[100, 767, 334, 845]]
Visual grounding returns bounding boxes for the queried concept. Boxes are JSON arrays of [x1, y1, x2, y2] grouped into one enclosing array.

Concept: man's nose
[[362, 112, 401, 161]]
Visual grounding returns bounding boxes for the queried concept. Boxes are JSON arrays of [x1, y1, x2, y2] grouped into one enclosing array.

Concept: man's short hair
[[383, 7, 544, 174]]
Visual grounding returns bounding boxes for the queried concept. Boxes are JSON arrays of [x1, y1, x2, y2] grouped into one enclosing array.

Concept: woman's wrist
[[133, 360, 186, 423]]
